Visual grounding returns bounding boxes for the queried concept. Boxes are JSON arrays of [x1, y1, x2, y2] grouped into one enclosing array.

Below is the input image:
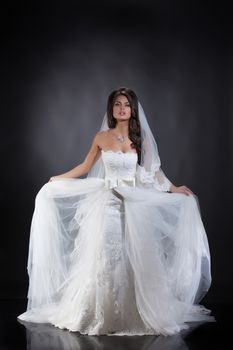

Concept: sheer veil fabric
[[17, 101, 216, 336]]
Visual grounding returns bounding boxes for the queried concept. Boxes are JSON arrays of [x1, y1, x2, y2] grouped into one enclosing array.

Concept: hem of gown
[[18, 309, 217, 337], [39, 318, 216, 337], [51, 311, 216, 336]]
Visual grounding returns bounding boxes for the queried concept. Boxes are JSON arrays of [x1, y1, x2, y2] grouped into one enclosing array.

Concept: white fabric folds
[[18, 151, 216, 336]]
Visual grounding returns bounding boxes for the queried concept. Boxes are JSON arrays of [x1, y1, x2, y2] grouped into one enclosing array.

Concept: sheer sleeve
[[135, 163, 172, 192], [154, 167, 172, 192], [136, 126, 173, 192]]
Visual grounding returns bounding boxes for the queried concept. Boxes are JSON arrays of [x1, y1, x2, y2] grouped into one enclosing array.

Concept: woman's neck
[[114, 121, 129, 135]]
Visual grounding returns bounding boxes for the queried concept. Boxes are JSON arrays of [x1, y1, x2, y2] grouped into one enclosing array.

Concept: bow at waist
[[104, 176, 136, 189]]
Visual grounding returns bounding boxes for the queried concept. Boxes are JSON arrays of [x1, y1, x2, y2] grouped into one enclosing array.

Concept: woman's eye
[[114, 103, 130, 107]]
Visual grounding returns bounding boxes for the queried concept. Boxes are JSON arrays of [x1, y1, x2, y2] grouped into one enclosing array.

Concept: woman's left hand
[[171, 185, 194, 196]]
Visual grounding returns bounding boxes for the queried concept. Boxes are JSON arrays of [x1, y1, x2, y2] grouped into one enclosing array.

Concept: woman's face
[[112, 95, 131, 121]]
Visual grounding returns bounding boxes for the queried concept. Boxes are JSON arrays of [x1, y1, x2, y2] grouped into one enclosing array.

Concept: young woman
[[18, 87, 216, 336]]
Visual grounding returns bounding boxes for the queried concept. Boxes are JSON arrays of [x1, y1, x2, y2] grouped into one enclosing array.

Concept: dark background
[[1, 0, 233, 303]]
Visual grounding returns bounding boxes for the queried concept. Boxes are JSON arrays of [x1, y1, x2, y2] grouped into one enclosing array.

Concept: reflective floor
[[0, 299, 231, 350]]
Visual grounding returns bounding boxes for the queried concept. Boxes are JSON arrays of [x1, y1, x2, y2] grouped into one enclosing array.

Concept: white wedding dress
[[18, 149, 216, 336]]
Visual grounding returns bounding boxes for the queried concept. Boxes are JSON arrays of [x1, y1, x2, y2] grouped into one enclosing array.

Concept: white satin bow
[[104, 177, 136, 190]]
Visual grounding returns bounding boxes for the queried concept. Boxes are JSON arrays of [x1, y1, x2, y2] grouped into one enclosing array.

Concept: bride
[[18, 87, 216, 336]]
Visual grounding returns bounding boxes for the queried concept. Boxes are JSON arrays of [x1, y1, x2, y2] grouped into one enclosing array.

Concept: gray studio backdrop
[[2, 1, 232, 302]]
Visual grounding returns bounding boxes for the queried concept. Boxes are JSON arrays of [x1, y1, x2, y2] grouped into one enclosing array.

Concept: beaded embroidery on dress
[[18, 149, 216, 336]]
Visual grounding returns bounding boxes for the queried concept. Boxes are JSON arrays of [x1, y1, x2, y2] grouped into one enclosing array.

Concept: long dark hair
[[106, 87, 141, 164]]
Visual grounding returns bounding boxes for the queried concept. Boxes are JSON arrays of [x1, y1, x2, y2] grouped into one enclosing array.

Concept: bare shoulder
[[98, 129, 110, 136], [92, 129, 112, 151], [95, 129, 110, 140]]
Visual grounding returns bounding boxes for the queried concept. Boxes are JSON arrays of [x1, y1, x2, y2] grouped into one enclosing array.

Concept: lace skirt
[[48, 189, 154, 335]]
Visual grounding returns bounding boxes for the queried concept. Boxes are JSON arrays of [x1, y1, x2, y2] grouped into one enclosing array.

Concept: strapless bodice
[[101, 150, 138, 178], [101, 150, 138, 189]]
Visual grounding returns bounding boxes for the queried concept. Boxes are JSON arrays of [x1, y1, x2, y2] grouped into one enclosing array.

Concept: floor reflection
[[18, 319, 207, 350]]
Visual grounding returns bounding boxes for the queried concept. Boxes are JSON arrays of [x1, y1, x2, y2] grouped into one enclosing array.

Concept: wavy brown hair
[[106, 87, 141, 164]]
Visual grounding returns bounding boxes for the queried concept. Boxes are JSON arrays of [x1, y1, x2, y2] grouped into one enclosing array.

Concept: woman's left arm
[[154, 168, 194, 196]]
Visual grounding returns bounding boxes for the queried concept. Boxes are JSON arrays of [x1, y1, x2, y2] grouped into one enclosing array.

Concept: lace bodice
[[101, 149, 172, 192], [101, 150, 137, 179]]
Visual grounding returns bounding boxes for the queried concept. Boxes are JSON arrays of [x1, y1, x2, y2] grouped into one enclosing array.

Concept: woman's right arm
[[48, 132, 102, 182]]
